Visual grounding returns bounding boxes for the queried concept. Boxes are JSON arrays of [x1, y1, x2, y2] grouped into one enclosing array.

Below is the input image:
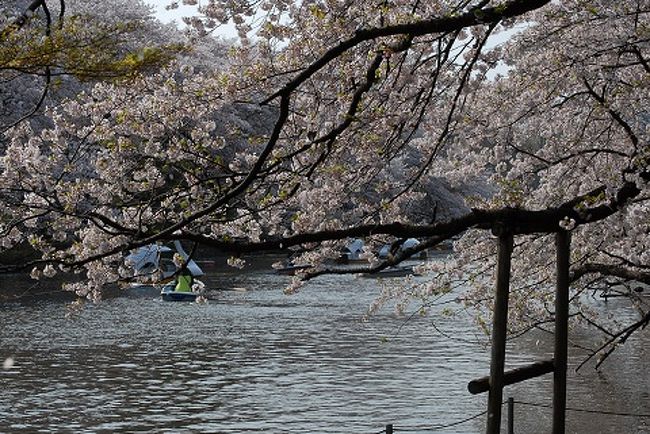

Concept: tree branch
[[262, 0, 552, 103]]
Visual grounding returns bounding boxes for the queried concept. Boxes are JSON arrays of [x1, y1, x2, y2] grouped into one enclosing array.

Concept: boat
[[274, 264, 312, 275], [160, 282, 199, 302], [338, 238, 428, 264], [124, 240, 204, 287], [337, 238, 366, 264], [378, 238, 428, 259], [361, 265, 422, 278]]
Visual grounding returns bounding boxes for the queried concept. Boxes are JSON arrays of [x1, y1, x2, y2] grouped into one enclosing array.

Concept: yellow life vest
[[175, 273, 193, 292]]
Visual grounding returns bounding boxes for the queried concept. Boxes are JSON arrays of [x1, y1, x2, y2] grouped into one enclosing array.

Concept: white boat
[[124, 240, 204, 286], [338, 238, 365, 263], [361, 265, 422, 278], [378, 238, 427, 259]]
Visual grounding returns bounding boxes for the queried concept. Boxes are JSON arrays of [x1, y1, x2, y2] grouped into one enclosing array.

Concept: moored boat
[[274, 264, 312, 275], [160, 283, 199, 302], [361, 265, 422, 278]]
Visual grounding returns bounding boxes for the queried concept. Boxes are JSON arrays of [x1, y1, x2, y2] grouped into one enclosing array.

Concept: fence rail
[[375, 397, 650, 433], [513, 399, 650, 419]]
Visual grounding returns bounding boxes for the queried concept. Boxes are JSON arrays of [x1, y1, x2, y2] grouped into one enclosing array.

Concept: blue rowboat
[[160, 283, 198, 302]]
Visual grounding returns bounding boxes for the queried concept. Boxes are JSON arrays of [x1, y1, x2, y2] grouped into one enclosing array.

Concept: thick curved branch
[[571, 262, 650, 285], [176, 178, 646, 256]]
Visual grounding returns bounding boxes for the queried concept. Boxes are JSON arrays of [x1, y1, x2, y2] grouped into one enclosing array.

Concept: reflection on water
[[1, 263, 649, 433]]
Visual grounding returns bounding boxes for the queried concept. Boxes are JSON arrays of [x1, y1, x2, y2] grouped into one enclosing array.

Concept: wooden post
[[508, 397, 515, 434], [486, 230, 514, 434], [468, 359, 555, 394], [553, 230, 570, 434], [385, 424, 393, 434]]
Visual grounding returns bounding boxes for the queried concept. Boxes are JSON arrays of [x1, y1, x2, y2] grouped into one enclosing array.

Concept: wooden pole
[[486, 230, 513, 434], [553, 230, 571, 434], [385, 424, 393, 434], [508, 397, 515, 434], [468, 359, 555, 394]]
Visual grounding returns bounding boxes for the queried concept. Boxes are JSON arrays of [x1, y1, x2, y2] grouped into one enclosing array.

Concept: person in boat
[[172, 253, 194, 293]]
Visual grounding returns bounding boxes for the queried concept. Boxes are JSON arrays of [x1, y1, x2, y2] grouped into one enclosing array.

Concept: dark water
[[1, 260, 648, 433]]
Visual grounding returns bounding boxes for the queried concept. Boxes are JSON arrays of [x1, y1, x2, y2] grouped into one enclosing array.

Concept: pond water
[[1, 256, 648, 433]]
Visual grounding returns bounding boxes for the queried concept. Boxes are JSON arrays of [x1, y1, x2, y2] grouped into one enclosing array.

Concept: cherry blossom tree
[[1, 0, 649, 366], [0, 0, 182, 133]]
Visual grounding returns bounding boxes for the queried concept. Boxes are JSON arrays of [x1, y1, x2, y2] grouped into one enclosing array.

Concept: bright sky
[[146, 0, 196, 26], [146, 1, 241, 39], [144, 1, 513, 77]]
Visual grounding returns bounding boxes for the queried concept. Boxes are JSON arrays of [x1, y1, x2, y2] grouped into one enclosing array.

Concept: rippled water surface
[[1, 259, 649, 433]]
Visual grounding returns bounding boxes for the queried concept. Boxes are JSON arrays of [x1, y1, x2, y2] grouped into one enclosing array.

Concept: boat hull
[[161, 290, 198, 302], [361, 266, 421, 278], [275, 264, 312, 275]]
